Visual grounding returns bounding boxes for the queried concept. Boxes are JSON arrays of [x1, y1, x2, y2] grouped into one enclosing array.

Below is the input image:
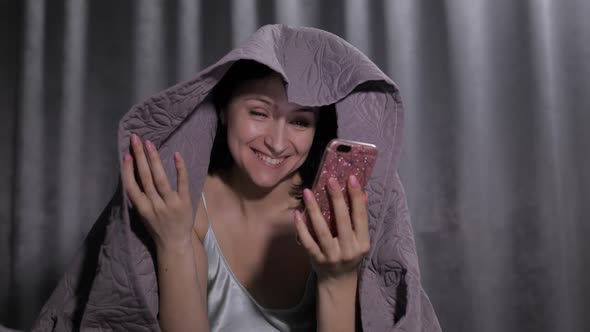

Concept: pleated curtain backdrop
[[1, 0, 589, 331]]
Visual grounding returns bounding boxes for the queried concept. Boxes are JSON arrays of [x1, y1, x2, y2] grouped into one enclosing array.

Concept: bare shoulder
[[192, 175, 211, 242], [193, 174, 222, 242], [193, 196, 209, 242]]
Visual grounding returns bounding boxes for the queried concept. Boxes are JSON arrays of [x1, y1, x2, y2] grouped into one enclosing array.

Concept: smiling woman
[[190, 61, 339, 330], [125, 58, 356, 331]]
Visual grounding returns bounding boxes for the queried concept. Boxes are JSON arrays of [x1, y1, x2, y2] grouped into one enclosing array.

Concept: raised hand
[[122, 133, 195, 252], [295, 175, 370, 331], [294, 175, 370, 282]]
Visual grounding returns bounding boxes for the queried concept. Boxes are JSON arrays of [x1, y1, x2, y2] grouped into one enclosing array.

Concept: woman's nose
[[264, 125, 287, 155]]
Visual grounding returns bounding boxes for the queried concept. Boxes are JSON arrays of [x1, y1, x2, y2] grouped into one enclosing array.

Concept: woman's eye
[[291, 119, 311, 128], [249, 110, 268, 117]]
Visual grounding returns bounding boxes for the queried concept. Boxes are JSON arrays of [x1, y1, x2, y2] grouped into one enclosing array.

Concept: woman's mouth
[[253, 150, 285, 166]]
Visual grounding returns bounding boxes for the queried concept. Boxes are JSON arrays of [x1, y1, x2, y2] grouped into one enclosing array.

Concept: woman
[[34, 25, 440, 331], [123, 59, 367, 331]]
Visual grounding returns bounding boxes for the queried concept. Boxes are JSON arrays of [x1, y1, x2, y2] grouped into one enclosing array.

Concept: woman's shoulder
[[194, 173, 230, 241], [193, 194, 209, 242]]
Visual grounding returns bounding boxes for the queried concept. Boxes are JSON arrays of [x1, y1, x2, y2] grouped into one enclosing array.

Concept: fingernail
[[174, 152, 182, 162], [145, 140, 154, 153], [303, 189, 314, 201], [123, 152, 131, 161], [131, 133, 139, 145], [328, 177, 339, 191], [349, 175, 360, 189]]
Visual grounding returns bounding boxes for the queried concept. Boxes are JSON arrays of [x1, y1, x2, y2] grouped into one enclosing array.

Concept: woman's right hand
[[122, 133, 195, 252], [122, 134, 209, 331]]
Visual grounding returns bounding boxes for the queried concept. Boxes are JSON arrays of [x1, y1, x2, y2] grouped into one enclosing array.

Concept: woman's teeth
[[255, 151, 284, 165]]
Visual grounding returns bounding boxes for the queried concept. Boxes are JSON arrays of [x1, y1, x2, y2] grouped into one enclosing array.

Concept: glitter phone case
[[307, 139, 378, 239]]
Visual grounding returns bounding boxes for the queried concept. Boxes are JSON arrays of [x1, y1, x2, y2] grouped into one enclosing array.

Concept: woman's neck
[[213, 167, 301, 225]]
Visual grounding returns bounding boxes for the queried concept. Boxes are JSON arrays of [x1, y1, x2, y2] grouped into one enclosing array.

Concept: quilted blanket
[[33, 24, 441, 331]]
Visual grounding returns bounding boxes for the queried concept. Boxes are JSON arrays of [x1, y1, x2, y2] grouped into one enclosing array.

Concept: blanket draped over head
[[33, 25, 441, 331]]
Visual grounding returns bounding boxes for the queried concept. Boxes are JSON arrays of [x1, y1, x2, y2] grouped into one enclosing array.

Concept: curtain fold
[[1, 0, 588, 330]]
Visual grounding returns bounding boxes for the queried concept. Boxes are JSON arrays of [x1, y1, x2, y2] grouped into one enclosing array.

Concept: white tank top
[[201, 193, 317, 331]]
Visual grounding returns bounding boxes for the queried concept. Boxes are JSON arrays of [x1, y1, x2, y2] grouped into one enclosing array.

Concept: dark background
[[1, 0, 589, 331]]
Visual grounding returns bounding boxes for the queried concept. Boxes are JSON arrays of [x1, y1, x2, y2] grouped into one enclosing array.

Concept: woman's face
[[223, 73, 317, 189]]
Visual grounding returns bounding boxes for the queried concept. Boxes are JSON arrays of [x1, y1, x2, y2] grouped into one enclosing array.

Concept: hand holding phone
[[306, 139, 378, 239]]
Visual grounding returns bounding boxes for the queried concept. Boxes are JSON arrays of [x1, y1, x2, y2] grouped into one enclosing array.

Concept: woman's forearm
[[157, 243, 209, 332], [316, 274, 358, 332]]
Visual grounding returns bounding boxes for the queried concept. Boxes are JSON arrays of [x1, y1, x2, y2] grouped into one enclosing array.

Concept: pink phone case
[[307, 139, 378, 239]]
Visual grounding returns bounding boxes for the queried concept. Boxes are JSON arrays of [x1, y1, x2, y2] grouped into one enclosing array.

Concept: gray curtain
[[1, 0, 589, 331]]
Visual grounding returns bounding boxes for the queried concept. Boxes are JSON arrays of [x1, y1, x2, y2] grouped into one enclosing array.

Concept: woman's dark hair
[[208, 60, 338, 198]]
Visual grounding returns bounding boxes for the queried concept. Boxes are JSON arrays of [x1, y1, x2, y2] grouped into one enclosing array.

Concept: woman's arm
[[157, 240, 208, 332], [295, 175, 370, 332], [122, 134, 209, 331], [316, 274, 358, 332]]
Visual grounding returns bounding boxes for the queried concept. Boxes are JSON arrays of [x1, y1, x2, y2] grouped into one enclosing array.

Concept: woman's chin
[[248, 176, 285, 190], [247, 170, 299, 191]]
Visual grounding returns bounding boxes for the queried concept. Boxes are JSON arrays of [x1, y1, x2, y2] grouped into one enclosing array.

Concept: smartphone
[[306, 139, 378, 239]]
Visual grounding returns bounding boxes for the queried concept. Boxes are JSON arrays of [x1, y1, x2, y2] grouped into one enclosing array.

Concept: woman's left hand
[[294, 175, 371, 283]]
